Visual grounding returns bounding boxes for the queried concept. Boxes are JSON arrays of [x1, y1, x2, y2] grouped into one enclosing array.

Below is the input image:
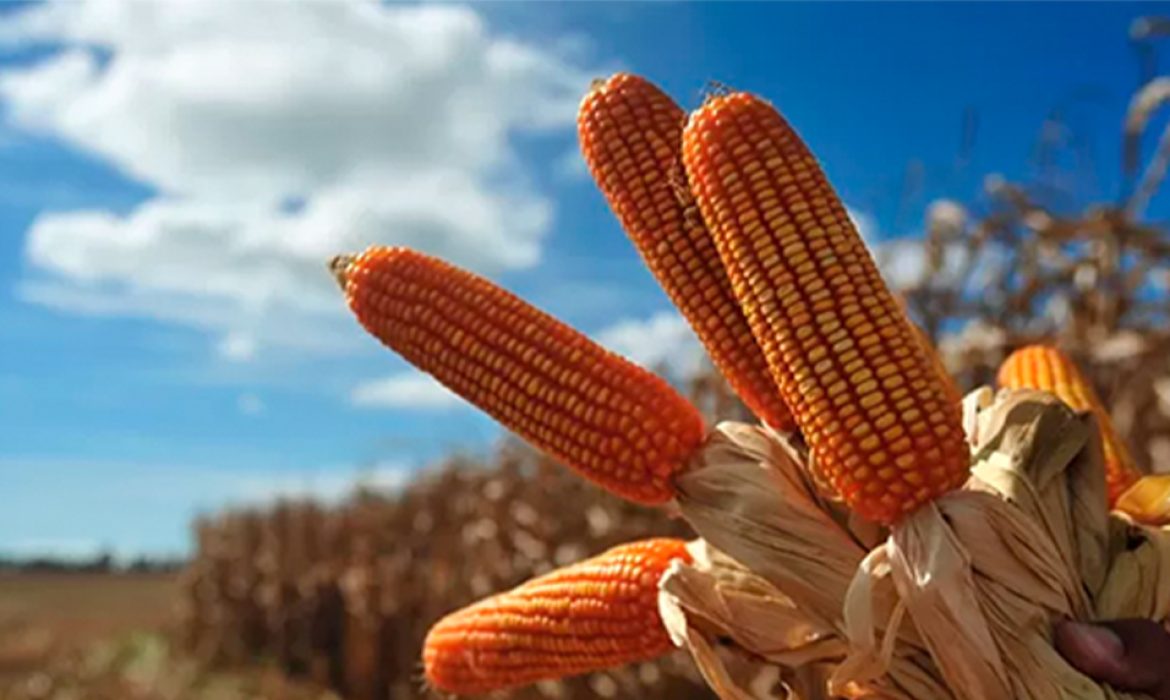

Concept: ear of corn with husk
[[661, 387, 1170, 700], [681, 89, 970, 525], [998, 344, 1141, 504], [331, 72, 1170, 699]]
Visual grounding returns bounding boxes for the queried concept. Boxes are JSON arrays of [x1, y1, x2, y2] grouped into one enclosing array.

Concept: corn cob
[[332, 247, 706, 505], [997, 345, 1139, 503], [1113, 474, 1170, 525], [578, 73, 795, 432], [423, 538, 690, 694], [681, 92, 970, 525]]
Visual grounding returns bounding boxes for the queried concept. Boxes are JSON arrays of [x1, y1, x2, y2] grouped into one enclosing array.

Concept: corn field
[[179, 20, 1170, 698], [895, 60, 1170, 477], [178, 377, 746, 700]]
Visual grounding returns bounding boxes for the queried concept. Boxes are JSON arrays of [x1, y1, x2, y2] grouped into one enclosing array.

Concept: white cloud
[[217, 331, 258, 363], [846, 205, 937, 291], [595, 311, 706, 378], [3, 1, 593, 359], [351, 371, 461, 410], [0, 3, 582, 198], [237, 393, 265, 416], [872, 238, 928, 289], [17, 276, 364, 357]]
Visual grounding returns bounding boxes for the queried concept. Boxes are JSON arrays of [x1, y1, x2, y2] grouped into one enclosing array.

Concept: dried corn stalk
[[895, 58, 1170, 477]]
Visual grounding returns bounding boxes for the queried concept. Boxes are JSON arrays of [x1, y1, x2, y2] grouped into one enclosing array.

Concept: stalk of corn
[[681, 91, 970, 525], [423, 538, 691, 695], [997, 345, 1140, 503], [331, 247, 706, 505], [578, 73, 795, 432]]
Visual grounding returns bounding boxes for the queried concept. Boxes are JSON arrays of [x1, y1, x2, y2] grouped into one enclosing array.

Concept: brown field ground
[[0, 572, 180, 680], [0, 572, 335, 699]]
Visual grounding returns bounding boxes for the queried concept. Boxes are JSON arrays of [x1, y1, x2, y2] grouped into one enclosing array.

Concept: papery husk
[[1107, 474, 1170, 619], [660, 389, 1170, 699], [659, 424, 950, 699], [657, 539, 839, 700]]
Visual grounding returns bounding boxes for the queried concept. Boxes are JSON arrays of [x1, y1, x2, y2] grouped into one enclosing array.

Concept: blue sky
[[1, 2, 1165, 558]]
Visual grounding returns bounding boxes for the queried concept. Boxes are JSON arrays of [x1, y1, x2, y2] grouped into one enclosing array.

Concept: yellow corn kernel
[[332, 247, 706, 505], [1114, 474, 1170, 525], [681, 91, 969, 525], [997, 345, 1139, 504], [578, 73, 794, 431], [423, 538, 690, 694]]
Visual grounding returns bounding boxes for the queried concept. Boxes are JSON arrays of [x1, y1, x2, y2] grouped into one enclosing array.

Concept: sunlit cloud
[[350, 371, 462, 410], [2, 1, 596, 361]]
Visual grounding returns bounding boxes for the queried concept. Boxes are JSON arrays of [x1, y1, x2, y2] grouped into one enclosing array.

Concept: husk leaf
[[664, 390, 1170, 699], [671, 422, 901, 636], [661, 425, 948, 699], [840, 389, 1150, 699]]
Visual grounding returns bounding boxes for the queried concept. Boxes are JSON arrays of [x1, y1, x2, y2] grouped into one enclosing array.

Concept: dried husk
[[659, 389, 1170, 699], [659, 423, 949, 699], [657, 539, 838, 700]]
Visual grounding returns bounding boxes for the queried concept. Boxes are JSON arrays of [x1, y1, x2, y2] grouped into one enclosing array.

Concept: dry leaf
[[670, 391, 1170, 699]]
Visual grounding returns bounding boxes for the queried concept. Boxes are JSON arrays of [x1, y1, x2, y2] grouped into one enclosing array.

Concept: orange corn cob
[[997, 345, 1139, 503], [332, 247, 706, 505], [1114, 474, 1170, 525], [681, 92, 970, 525], [423, 538, 690, 695], [578, 73, 795, 432]]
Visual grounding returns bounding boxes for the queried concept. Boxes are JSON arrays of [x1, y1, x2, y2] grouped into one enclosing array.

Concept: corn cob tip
[[328, 253, 355, 291], [581, 73, 645, 107]]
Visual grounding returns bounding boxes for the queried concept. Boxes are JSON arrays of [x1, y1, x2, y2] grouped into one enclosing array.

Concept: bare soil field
[[0, 572, 179, 680], [0, 572, 334, 699]]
